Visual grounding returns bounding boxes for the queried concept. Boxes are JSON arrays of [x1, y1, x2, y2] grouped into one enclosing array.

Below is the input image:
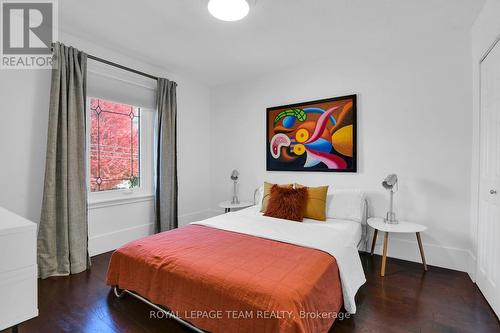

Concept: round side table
[[218, 201, 254, 213], [367, 217, 428, 277]]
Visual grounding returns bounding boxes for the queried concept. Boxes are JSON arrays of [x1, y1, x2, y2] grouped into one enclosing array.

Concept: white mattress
[[233, 206, 363, 248]]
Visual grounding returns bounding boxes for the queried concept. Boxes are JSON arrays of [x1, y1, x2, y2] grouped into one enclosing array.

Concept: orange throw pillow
[[264, 185, 308, 222], [295, 184, 329, 221]]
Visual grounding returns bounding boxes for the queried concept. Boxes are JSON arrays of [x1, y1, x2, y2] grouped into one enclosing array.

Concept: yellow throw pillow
[[260, 182, 293, 212], [295, 184, 329, 221]]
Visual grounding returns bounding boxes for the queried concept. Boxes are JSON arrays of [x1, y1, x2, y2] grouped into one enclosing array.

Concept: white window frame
[[86, 97, 155, 207]]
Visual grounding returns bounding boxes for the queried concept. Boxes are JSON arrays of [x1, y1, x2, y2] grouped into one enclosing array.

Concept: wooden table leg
[[370, 229, 378, 255], [381, 232, 389, 277], [416, 232, 428, 271], [11, 325, 18, 333]]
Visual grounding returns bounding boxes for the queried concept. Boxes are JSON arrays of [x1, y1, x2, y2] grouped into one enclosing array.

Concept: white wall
[[209, 19, 476, 275], [0, 70, 51, 224], [0, 4, 488, 272], [0, 31, 213, 255], [470, 0, 500, 280]]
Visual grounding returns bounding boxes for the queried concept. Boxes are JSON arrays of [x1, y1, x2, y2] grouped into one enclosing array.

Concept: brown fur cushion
[[260, 182, 293, 213], [264, 185, 308, 222]]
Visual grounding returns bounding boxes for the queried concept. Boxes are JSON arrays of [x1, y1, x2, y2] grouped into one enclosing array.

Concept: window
[[89, 98, 140, 192], [87, 97, 153, 201]]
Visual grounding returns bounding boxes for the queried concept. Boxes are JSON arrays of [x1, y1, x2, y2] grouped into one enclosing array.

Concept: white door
[[477, 39, 500, 317]]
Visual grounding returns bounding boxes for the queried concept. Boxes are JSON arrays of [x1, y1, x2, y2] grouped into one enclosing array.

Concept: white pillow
[[254, 185, 264, 207], [326, 190, 366, 222]]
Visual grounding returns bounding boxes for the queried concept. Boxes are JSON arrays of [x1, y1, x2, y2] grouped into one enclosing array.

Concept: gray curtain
[[156, 78, 178, 232], [37, 43, 89, 278]]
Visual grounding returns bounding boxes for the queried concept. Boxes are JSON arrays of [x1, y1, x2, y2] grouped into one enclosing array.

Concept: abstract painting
[[266, 95, 357, 172]]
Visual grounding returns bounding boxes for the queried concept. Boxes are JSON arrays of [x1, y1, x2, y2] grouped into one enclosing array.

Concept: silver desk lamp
[[382, 174, 398, 224], [230, 170, 240, 204]]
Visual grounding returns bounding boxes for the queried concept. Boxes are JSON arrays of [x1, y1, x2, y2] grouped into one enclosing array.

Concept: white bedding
[[192, 206, 366, 314], [237, 206, 363, 248]]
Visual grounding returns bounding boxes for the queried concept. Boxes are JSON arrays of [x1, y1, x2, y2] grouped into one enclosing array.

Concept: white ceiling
[[59, 0, 485, 86]]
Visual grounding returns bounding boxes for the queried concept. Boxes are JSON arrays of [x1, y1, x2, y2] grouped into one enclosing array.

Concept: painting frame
[[266, 94, 357, 172]]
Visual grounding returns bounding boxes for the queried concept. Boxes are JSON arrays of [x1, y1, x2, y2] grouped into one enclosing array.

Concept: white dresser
[[0, 207, 38, 331]]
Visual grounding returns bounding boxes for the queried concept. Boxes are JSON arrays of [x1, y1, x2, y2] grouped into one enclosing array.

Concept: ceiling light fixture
[[208, 0, 250, 22]]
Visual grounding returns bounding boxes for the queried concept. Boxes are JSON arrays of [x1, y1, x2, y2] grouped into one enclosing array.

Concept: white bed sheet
[[235, 206, 363, 247]]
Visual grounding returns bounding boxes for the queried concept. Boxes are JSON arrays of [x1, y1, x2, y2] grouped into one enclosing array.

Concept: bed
[[107, 190, 367, 333]]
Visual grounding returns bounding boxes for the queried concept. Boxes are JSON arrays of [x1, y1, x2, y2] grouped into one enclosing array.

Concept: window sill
[[88, 193, 154, 210]]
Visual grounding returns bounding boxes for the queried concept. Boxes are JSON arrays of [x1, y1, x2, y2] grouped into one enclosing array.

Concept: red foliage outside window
[[89, 98, 140, 192]]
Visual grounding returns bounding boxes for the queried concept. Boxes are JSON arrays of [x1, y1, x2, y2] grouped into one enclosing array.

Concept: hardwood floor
[[3, 252, 499, 333]]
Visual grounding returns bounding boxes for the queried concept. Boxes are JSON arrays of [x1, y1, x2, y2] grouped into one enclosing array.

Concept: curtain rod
[[51, 44, 159, 81], [87, 54, 158, 81]]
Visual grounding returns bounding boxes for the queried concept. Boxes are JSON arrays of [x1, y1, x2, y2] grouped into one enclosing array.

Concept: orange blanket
[[107, 225, 343, 333]]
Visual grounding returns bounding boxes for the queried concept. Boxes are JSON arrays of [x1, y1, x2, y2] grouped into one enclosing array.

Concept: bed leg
[[113, 286, 127, 298], [370, 229, 378, 255], [112, 287, 205, 333]]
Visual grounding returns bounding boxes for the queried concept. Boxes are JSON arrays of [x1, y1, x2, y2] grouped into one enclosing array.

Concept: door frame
[[474, 32, 500, 282]]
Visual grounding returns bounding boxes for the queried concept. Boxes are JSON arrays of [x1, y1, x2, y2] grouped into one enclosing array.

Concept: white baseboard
[[89, 222, 155, 256], [468, 253, 477, 282], [370, 231, 475, 277]]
